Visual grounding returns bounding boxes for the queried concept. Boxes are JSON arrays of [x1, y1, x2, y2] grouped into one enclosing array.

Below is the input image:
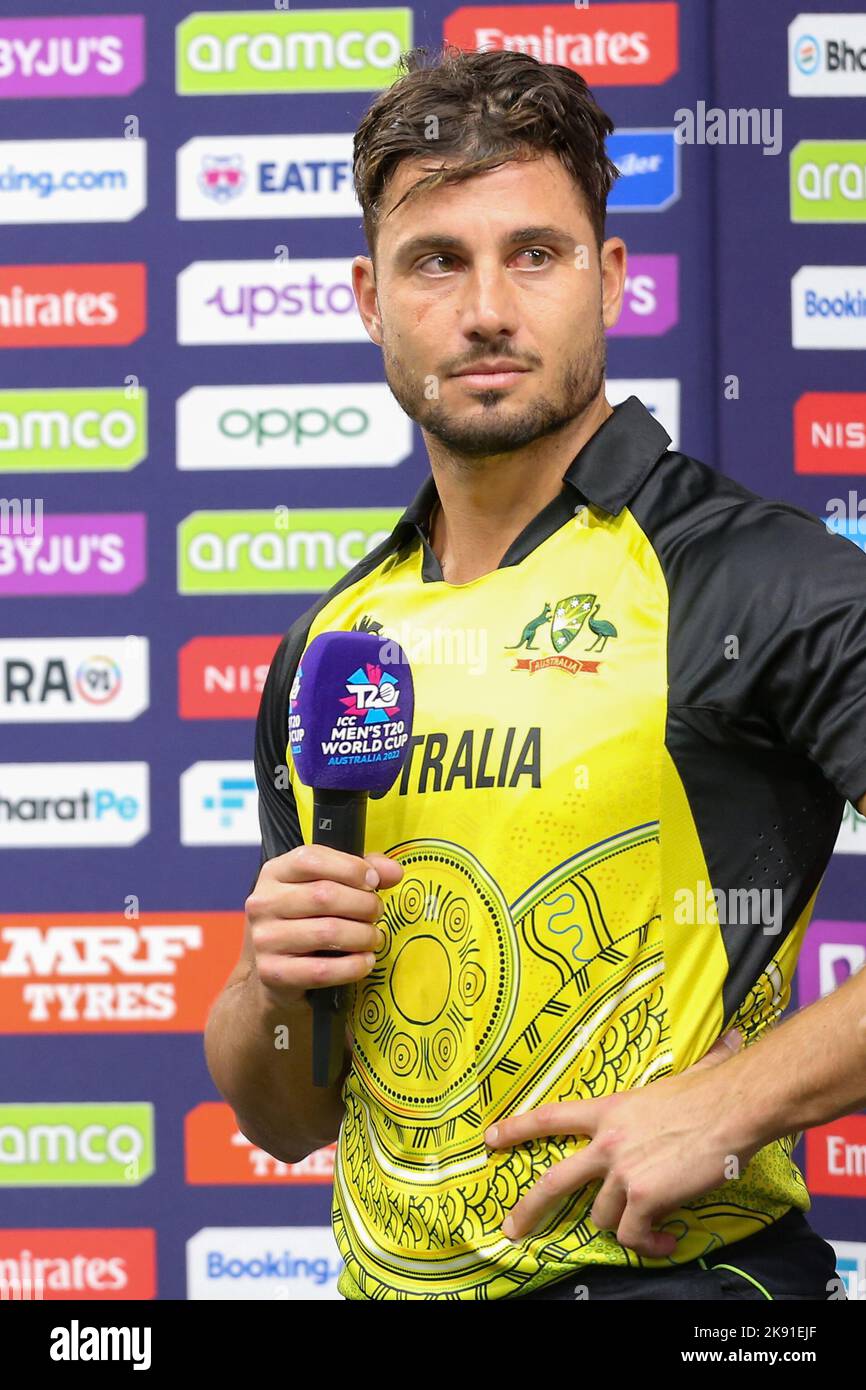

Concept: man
[[205, 46, 866, 1301]]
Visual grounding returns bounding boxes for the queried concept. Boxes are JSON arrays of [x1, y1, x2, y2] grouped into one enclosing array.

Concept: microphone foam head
[[289, 630, 415, 792]]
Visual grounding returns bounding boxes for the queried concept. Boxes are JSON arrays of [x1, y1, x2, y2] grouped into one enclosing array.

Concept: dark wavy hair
[[353, 44, 620, 259]]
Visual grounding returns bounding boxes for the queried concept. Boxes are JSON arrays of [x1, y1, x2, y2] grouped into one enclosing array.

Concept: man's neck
[[424, 394, 613, 585]]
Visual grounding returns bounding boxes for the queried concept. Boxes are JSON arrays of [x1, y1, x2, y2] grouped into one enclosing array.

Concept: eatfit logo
[[177, 134, 357, 220]]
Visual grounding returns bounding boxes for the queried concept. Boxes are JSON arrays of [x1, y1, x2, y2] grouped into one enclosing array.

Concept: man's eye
[[418, 254, 457, 275], [514, 248, 551, 268]]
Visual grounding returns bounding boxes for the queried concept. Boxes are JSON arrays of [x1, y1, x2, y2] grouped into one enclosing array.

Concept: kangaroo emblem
[[506, 603, 552, 650]]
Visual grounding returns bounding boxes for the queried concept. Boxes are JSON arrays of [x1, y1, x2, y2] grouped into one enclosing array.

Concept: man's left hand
[[484, 1028, 757, 1258]]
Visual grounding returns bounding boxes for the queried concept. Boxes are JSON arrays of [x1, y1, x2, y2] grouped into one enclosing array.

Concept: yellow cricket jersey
[[253, 395, 866, 1300]]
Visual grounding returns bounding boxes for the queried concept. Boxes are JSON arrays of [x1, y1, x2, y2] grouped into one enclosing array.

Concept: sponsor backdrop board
[[0, 0, 862, 1300]]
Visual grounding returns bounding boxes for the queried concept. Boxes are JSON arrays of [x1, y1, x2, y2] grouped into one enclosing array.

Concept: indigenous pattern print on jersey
[[253, 396, 866, 1301]]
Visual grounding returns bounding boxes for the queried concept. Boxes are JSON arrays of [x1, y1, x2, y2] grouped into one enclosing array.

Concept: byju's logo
[[0, 16, 145, 99], [180, 761, 258, 845], [177, 259, 367, 344], [606, 255, 678, 336], [0, 512, 146, 596]]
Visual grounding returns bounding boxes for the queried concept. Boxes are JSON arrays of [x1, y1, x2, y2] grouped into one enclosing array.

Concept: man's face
[[352, 151, 627, 459]]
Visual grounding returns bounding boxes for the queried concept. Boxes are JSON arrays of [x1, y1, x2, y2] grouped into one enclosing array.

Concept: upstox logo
[[0, 1103, 153, 1186], [177, 508, 401, 594], [176, 8, 411, 94], [791, 142, 866, 222], [0, 389, 147, 472], [177, 259, 368, 345]]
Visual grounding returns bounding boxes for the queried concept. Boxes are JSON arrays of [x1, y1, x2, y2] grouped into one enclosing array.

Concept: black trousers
[[513, 1209, 845, 1300]]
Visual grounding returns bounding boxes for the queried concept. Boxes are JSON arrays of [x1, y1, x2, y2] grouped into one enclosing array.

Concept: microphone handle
[[306, 788, 368, 1088]]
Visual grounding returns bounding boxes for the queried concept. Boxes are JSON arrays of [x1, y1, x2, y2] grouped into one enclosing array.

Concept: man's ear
[[352, 254, 382, 346]]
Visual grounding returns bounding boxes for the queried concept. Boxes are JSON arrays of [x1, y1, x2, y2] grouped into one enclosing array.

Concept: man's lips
[[451, 363, 531, 389]]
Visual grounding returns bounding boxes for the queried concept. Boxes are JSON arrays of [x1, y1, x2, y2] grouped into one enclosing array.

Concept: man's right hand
[[244, 845, 404, 1006]]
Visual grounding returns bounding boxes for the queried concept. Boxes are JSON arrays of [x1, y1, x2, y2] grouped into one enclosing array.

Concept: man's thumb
[[364, 852, 404, 888]]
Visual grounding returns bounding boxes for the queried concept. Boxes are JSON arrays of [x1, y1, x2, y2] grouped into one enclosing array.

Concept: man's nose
[[457, 265, 520, 339]]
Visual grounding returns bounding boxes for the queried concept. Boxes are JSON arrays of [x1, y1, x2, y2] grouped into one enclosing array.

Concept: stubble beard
[[381, 316, 608, 462]]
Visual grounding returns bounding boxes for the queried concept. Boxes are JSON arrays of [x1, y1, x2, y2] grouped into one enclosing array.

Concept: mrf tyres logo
[[505, 591, 618, 675]]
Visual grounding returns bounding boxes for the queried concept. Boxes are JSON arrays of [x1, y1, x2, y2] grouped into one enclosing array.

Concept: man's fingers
[[501, 1148, 603, 1241], [615, 1202, 678, 1260], [485, 1100, 605, 1148], [251, 915, 386, 957], [264, 843, 388, 891], [257, 948, 377, 995], [249, 876, 385, 927]]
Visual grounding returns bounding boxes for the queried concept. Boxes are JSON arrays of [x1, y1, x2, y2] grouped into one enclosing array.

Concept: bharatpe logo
[[0, 762, 149, 848], [176, 384, 412, 470], [0, 138, 146, 224], [606, 255, 678, 335], [792, 266, 866, 349], [176, 8, 410, 94], [0, 512, 146, 596], [0, 636, 149, 723], [0, 1103, 154, 1185], [177, 507, 400, 594], [186, 1226, 343, 1300], [0, 15, 145, 99], [791, 141, 866, 222], [177, 134, 357, 220], [0, 389, 147, 472], [789, 13, 866, 96], [177, 258, 368, 345]]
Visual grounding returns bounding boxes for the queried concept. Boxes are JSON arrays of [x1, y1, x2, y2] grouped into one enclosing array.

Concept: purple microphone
[[289, 629, 415, 1087]]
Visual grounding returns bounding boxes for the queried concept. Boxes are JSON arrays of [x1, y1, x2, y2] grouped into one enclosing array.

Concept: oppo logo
[[218, 404, 369, 448]]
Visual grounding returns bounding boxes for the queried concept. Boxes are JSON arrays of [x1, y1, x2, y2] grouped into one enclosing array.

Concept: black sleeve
[[248, 622, 308, 893], [741, 507, 866, 805]]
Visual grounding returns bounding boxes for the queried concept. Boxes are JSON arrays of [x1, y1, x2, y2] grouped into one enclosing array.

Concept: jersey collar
[[393, 394, 672, 547]]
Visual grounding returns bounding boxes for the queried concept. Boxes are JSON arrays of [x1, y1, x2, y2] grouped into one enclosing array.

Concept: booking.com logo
[[794, 33, 821, 75]]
